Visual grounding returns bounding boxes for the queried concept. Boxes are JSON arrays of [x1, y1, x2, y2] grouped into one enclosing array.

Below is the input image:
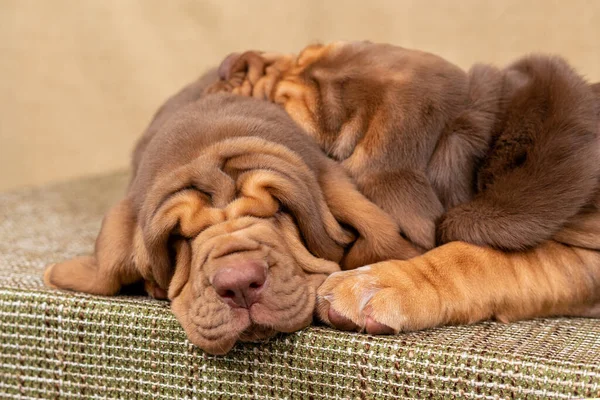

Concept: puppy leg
[[317, 240, 600, 334], [44, 198, 141, 296]]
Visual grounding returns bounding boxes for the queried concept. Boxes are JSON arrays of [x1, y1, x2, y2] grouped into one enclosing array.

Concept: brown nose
[[212, 260, 267, 308]]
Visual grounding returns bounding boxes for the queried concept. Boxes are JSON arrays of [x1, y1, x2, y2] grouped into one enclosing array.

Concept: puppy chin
[[250, 303, 314, 334], [237, 304, 314, 343], [171, 289, 251, 355], [238, 325, 277, 343], [190, 331, 239, 356]]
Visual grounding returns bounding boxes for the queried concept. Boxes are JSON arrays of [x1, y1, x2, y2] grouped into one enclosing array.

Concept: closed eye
[[181, 185, 213, 204]]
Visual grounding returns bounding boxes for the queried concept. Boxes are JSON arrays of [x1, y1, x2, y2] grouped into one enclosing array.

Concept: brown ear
[[167, 239, 193, 300], [143, 186, 225, 290], [317, 161, 422, 270], [137, 154, 241, 290], [44, 197, 141, 295]]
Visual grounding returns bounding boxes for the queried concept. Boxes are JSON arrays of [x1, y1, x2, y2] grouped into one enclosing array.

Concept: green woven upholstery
[[1, 172, 599, 399]]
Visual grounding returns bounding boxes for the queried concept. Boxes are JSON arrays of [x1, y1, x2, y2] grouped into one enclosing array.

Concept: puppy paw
[[207, 51, 295, 101], [43, 263, 60, 290], [316, 262, 442, 334], [205, 51, 269, 96], [42, 256, 121, 296], [204, 73, 248, 95]]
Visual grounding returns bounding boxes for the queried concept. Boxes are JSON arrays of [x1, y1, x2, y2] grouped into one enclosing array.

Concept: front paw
[[316, 262, 442, 334], [208, 51, 294, 101], [207, 51, 269, 97], [218, 51, 268, 83]]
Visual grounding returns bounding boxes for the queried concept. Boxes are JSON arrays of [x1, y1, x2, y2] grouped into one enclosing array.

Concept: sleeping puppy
[[210, 41, 600, 252], [44, 70, 418, 355], [208, 42, 600, 334], [43, 50, 600, 353]]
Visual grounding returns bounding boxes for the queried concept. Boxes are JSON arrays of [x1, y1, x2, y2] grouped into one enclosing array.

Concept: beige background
[[1, 0, 599, 191]]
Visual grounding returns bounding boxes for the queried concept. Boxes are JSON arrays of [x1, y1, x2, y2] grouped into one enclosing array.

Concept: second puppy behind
[[210, 42, 600, 252]]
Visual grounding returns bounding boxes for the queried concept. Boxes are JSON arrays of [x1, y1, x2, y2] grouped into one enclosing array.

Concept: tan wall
[[1, 0, 599, 191]]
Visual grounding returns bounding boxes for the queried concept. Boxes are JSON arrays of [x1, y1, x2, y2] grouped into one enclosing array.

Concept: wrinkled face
[[140, 138, 352, 355], [170, 215, 334, 355]]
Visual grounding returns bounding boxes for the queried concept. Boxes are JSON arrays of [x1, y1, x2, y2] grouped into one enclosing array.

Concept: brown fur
[[43, 43, 600, 351], [209, 42, 599, 252], [316, 237, 600, 335], [208, 41, 600, 334], [44, 69, 417, 355]]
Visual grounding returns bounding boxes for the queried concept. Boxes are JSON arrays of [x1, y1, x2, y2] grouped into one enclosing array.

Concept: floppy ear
[[167, 239, 193, 300], [44, 197, 142, 295], [142, 186, 226, 290], [317, 160, 422, 270], [137, 156, 240, 289]]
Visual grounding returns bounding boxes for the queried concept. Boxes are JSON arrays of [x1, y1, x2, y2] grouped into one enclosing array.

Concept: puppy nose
[[212, 261, 267, 308]]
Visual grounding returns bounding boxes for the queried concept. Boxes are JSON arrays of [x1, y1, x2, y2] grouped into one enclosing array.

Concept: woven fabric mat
[[1, 172, 599, 399]]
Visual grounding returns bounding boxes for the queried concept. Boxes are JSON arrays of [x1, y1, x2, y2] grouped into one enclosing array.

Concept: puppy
[[44, 69, 418, 355], [208, 42, 600, 334], [210, 42, 600, 252]]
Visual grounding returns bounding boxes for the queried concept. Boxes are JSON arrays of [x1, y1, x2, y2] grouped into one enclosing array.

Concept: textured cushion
[[1, 172, 599, 399]]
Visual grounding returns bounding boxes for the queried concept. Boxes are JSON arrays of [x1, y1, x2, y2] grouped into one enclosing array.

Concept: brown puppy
[[44, 70, 418, 355], [210, 41, 599, 252], [208, 42, 600, 334]]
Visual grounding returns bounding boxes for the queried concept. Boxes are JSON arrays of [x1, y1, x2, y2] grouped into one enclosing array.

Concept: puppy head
[[139, 137, 352, 354]]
